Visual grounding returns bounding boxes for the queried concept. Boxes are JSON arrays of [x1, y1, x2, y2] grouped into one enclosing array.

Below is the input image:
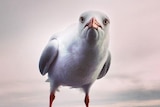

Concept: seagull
[[39, 11, 111, 107]]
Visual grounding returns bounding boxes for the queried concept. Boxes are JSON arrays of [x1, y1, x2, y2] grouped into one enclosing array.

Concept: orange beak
[[87, 17, 102, 29]]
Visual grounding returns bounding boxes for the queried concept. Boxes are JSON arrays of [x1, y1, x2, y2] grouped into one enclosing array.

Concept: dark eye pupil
[[80, 17, 84, 23], [103, 19, 108, 25]]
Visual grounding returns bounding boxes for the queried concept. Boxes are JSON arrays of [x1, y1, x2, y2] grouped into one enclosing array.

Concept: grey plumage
[[97, 51, 111, 79], [39, 11, 111, 107]]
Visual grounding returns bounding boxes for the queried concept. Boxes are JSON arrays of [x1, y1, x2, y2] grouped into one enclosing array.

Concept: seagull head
[[78, 11, 110, 45]]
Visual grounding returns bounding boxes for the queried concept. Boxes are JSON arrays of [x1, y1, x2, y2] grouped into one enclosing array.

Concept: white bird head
[[78, 11, 110, 46]]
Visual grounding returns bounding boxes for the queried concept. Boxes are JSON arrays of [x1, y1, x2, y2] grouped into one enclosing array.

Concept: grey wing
[[97, 51, 111, 79], [39, 38, 59, 75]]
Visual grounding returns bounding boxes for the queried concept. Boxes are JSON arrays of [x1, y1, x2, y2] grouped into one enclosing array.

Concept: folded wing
[[97, 51, 111, 79], [39, 38, 59, 75]]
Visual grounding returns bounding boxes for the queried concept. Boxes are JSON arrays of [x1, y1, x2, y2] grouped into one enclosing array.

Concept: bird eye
[[103, 18, 109, 25], [79, 16, 85, 23]]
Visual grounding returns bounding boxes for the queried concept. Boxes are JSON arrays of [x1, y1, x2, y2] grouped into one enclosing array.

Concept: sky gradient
[[0, 0, 160, 107]]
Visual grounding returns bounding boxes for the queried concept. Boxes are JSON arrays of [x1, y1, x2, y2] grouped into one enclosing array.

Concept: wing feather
[[39, 38, 58, 75], [97, 51, 111, 79]]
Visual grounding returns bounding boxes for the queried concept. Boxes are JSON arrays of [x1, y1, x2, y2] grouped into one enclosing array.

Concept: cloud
[[111, 89, 160, 102]]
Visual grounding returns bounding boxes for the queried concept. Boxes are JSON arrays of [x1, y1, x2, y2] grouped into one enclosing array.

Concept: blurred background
[[0, 0, 160, 107]]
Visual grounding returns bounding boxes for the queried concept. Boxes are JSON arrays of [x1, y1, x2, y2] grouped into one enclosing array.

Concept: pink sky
[[0, 0, 160, 107]]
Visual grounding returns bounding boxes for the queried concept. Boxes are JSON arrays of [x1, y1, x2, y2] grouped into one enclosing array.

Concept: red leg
[[84, 94, 89, 107], [49, 92, 55, 107]]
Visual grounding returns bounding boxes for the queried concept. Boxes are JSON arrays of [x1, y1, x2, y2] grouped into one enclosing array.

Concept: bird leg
[[49, 92, 55, 107], [84, 94, 89, 107]]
